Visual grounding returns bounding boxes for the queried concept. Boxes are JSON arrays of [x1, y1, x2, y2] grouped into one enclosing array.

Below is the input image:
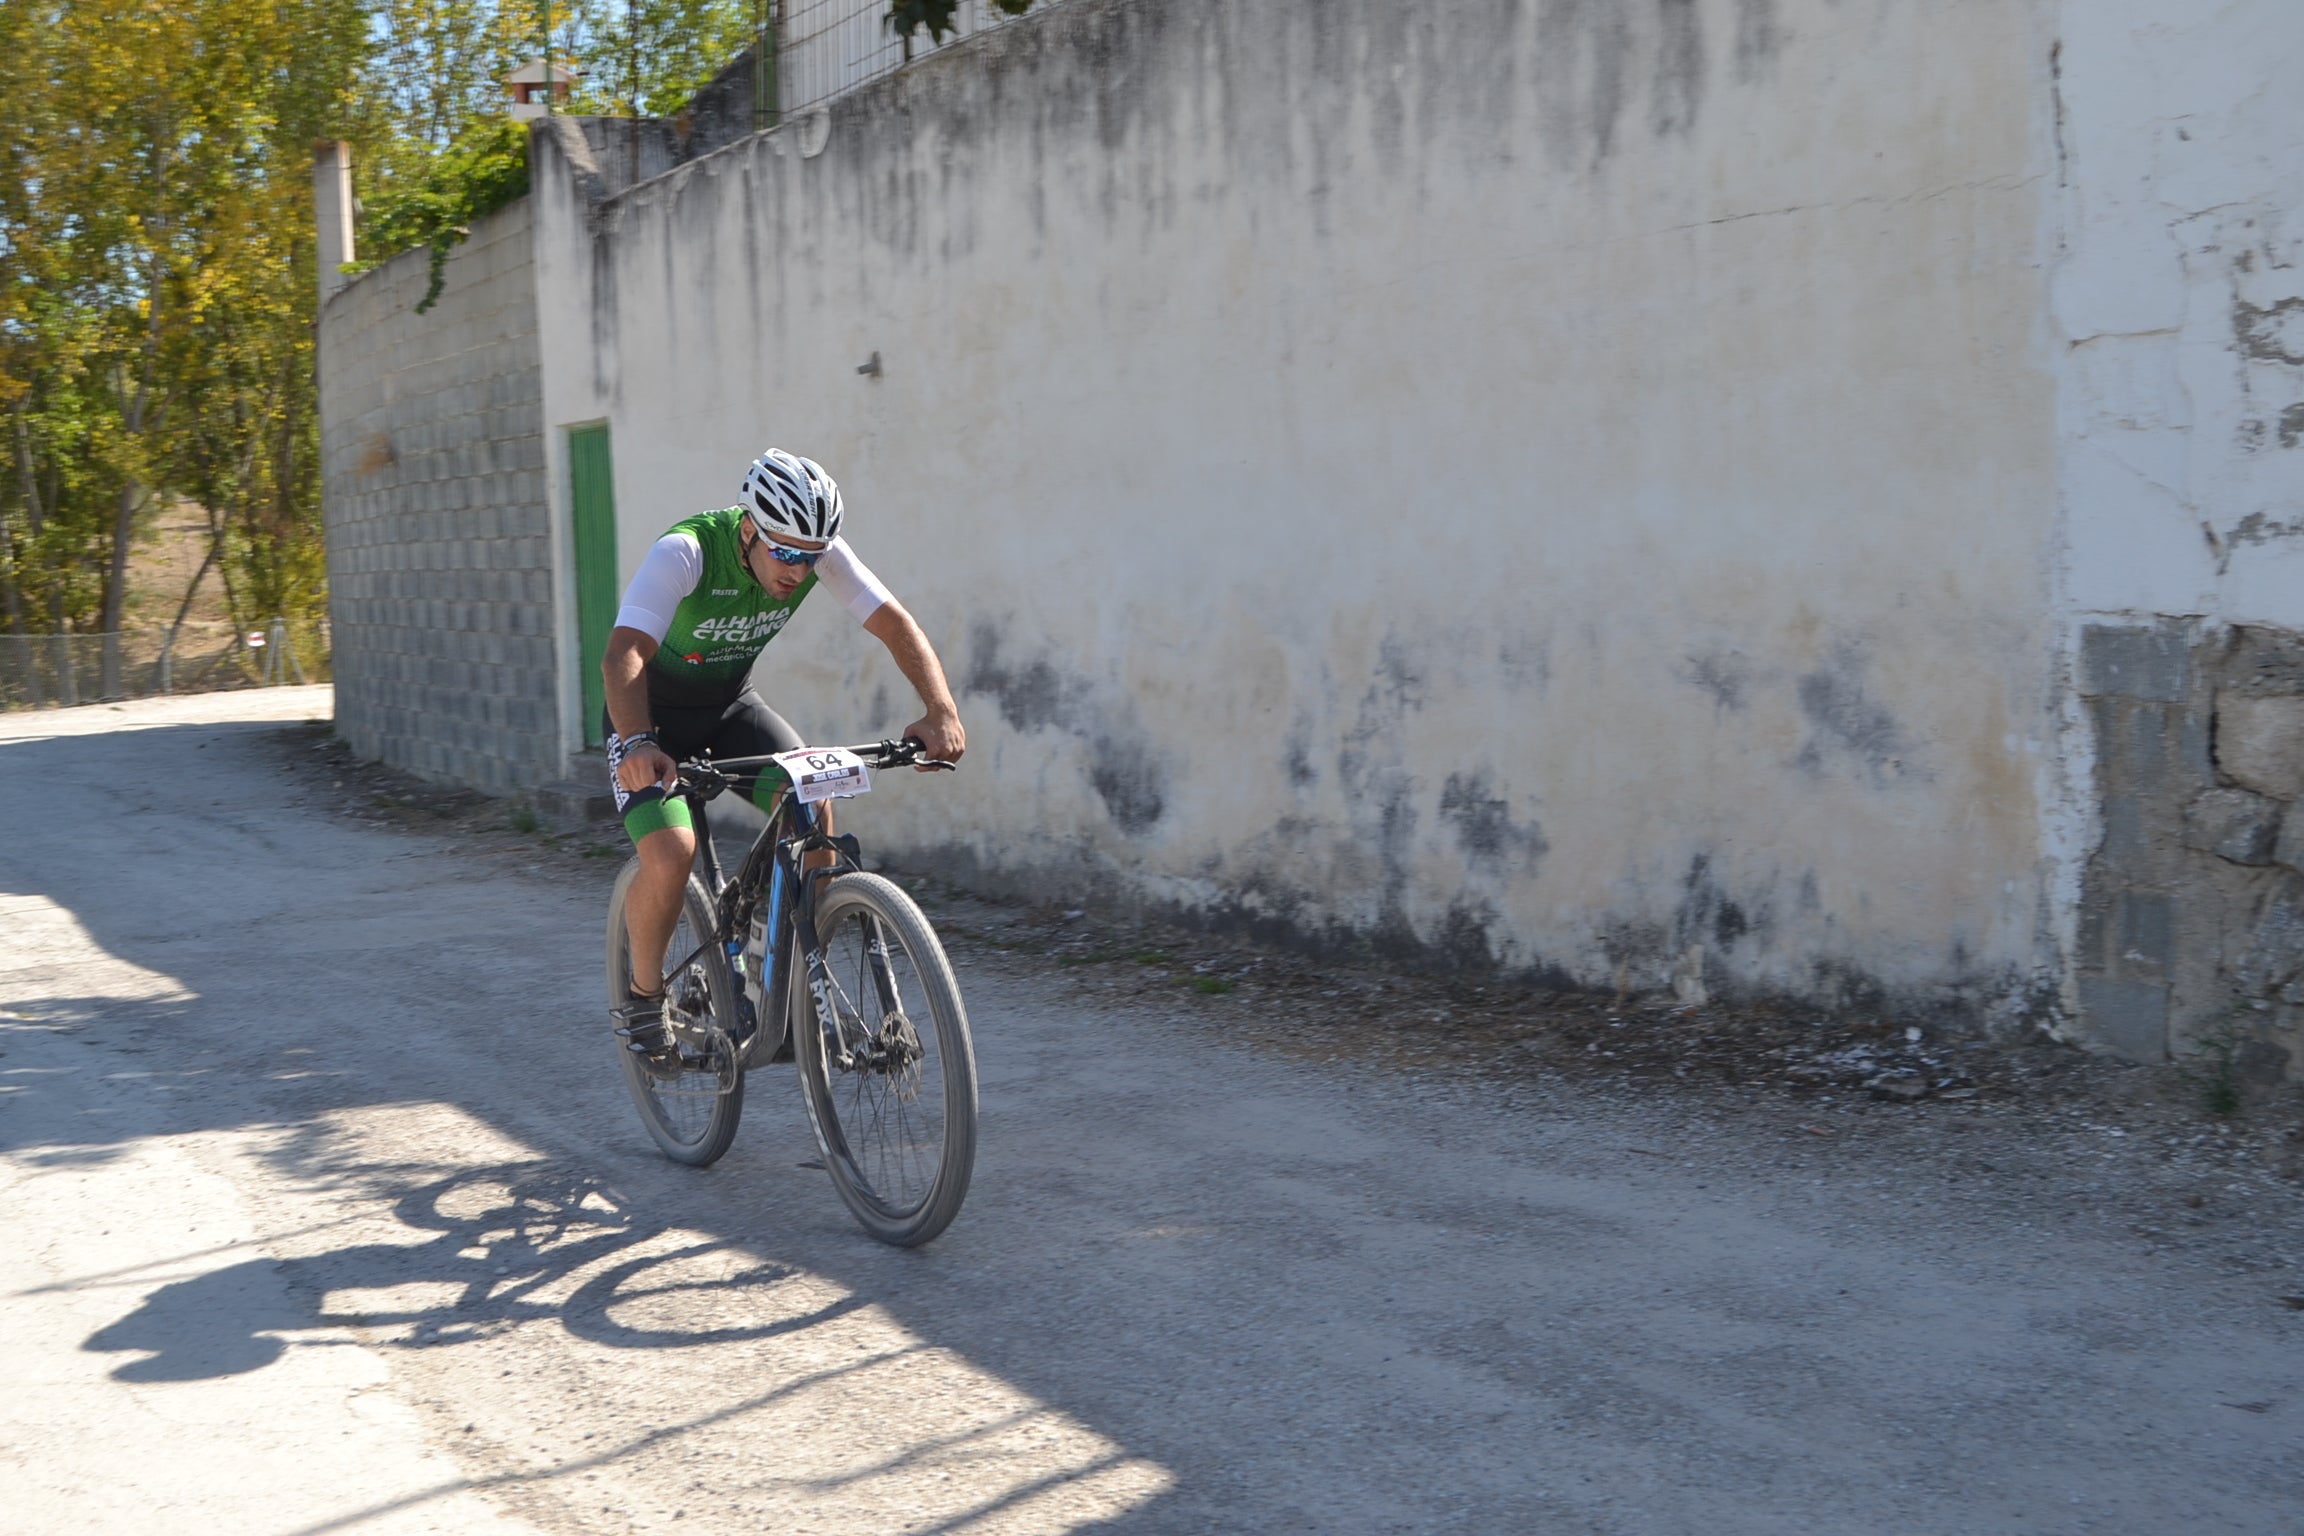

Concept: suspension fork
[[776, 796, 907, 1069], [787, 858, 879, 1070], [795, 797, 901, 1016], [859, 912, 903, 1018]]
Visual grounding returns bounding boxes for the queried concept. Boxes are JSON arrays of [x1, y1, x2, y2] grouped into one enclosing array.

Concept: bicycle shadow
[[10, 719, 1184, 1529], [82, 1161, 864, 1383]]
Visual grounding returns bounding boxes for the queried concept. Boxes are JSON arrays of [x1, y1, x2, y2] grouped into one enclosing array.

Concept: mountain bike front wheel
[[793, 872, 977, 1246], [606, 858, 746, 1166]]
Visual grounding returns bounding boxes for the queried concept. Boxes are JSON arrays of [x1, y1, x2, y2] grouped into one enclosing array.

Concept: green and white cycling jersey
[[612, 506, 893, 708]]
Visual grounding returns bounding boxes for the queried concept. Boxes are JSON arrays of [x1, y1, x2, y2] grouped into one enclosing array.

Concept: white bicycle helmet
[[740, 449, 843, 543]]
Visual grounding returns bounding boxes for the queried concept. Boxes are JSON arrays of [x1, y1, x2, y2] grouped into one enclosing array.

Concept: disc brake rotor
[[867, 1012, 925, 1099]]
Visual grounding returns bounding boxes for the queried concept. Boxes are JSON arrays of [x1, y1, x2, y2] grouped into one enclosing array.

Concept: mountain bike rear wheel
[[793, 872, 977, 1246], [606, 859, 746, 1166]]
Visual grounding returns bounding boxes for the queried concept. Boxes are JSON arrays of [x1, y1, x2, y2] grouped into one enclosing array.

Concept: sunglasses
[[752, 537, 824, 568]]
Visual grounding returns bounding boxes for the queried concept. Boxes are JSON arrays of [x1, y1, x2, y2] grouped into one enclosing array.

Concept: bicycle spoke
[[610, 864, 745, 1166], [794, 872, 975, 1245], [819, 898, 941, 1206]]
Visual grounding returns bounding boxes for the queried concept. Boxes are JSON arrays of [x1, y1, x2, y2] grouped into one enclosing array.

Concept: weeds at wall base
[[2180, 1015, 2252, 1119]]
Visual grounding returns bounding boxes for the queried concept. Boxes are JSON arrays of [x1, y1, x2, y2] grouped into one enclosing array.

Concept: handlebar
[[672, 737, 957, 799], [851, 737, 961, 772]]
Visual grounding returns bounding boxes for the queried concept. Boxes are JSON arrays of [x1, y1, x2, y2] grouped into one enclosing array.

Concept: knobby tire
[[793, 872, 977, 1246]]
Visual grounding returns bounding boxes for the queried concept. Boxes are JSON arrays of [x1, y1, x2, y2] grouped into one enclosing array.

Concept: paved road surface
[[3, 692, 2301, 1534]]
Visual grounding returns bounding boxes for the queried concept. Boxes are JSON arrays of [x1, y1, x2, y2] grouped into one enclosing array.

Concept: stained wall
[[2052, 1, 2304, 1070], [532, 0, 2068, 1017]]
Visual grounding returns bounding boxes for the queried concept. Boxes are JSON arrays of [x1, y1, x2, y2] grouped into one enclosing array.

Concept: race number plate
[[771, 746, 873, 803]]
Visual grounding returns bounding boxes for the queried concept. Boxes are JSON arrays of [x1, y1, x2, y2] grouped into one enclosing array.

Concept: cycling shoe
[[613, 992, 683, 1081]]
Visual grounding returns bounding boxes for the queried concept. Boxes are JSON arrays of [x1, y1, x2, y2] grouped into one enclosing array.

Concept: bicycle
[[603, 737, 978, 1247]]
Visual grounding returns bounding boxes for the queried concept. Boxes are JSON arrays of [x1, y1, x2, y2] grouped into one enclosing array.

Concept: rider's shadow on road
[[84, 1161, 864, 1382]]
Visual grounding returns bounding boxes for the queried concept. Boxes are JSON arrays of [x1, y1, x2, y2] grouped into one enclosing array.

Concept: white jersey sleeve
[[612, 533, 703, 643], [813, 536, 893, 623]]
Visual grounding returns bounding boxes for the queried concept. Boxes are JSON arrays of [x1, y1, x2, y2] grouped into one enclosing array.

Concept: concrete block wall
[[317, 200, 562, 794], [2076, 622, 2304, 1076]]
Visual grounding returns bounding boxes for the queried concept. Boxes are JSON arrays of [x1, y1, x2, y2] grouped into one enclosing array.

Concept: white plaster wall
[[535, 0, 2067, 1013], [2052, 0, 2304, 628]]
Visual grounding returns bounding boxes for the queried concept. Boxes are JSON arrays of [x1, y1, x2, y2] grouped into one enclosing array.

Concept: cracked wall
[[2052, 1, 2304, 1068], [2051, 1, 2304, 626], [530, 0, 2068, 1021]]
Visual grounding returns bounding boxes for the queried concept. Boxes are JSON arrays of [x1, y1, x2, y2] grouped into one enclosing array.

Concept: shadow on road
[[5, 718, 1197, 1531], [78, 1162, 865, 1381], [22, 716, 2297, 1536]]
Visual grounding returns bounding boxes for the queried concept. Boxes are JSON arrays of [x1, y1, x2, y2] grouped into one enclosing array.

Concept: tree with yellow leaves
[[0, 0, 774, 698], [0, 0, 367, 689]]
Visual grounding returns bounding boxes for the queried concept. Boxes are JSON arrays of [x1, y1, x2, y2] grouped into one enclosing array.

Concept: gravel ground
[[16, 701, 2291, 1535], [270, 716, 2304, 1304]]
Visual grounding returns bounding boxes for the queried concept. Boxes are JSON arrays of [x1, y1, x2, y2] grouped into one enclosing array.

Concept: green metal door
[[568, 425, 619, 748]]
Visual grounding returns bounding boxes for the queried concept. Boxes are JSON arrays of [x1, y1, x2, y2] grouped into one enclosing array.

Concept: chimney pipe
[[314, 142, 355, 308]]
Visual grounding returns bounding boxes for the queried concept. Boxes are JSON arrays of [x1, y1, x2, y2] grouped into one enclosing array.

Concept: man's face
[[741, 523, 827, 600]]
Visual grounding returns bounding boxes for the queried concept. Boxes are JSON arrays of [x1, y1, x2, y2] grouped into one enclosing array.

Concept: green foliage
[[0, 0, 773, 652], [352, 0, 753, 306], [886, 0, 1039, 45], [571, 0, 756, 118], [367, 0, 551, 154], [358, 116, 534, 312], [0, 0, 368, 646]]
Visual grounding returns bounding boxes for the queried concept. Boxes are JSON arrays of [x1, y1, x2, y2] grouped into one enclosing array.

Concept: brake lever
[[896, 736, 959, 772], [679, 760, 732, 797]]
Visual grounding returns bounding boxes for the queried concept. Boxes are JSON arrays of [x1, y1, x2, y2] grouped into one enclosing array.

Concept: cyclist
[[602, 449, 965, 1074]]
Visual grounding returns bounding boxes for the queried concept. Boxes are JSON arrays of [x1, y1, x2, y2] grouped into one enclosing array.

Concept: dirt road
[[4, 692, 2301, 1534]]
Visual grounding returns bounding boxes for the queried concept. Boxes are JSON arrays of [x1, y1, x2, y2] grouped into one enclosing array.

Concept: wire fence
[[0, 618, 331, 712], [778, 0, 1041, 115]]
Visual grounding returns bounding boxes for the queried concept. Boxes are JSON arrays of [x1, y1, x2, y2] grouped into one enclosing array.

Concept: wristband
[[621, 729, 659, 752]]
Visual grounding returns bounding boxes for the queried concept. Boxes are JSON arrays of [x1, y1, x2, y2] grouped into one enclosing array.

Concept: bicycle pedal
[[627, 1040, 684, 1081]]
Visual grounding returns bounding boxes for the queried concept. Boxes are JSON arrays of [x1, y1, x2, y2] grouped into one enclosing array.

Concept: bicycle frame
[[659, 760, 888, 1073]]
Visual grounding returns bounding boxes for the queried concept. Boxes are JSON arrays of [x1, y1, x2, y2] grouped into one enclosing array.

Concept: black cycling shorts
[[604, 688, 805, 840]]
